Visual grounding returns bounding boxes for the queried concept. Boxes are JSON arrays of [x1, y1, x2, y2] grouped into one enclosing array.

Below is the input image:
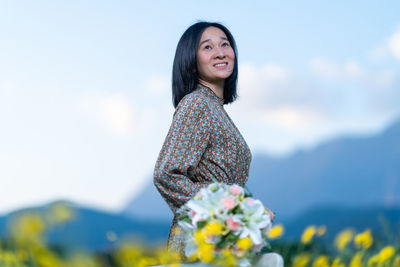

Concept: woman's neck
[[198, 79, 224, 99]]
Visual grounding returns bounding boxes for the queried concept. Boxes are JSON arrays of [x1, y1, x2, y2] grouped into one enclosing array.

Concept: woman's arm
[[153, 94, 212, 217]]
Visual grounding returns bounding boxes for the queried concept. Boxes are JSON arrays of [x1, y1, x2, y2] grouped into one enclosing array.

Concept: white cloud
[[368, 44, 388, 61], [98, 95, 135, 136], [388, 28, 400, 60], [238, 63, 320, 110], [77, 93, 158, 138], [368, 27, 400, 61], [343, 60, 364, 79], [234, 63, 328, 134], [310, 58, 365, 79], [239, 63, 290, 101], [252, 106, 325, 132], [228, 62, 399, 155], [310, 57, 397, 89]]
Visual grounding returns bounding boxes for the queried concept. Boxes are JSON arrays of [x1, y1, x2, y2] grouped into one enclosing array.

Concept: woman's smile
[[214, 62, 229, 69]]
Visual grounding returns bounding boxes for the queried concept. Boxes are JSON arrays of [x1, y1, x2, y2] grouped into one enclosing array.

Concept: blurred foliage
[[0, 203, 399, 266]]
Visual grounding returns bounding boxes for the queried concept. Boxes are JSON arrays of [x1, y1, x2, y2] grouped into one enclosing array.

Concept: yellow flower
[[216, 249, 237, 267], [11, 212, 46, 246], [334, 229, 354, 251], [154, 247, 182, 265], [34, 248, 62, 267], [197, 242, 214, 263], [354, 229, 373, 250], [312, 255, 329, 267], [236, 236, 252, 250], [293, 253, 310, 267], [204, 221, 225, 236], [367, 254, 379, 267], [268, 224, 284, 239], [114, 242, 145, 266], [64, 252, 101, 267], [301, 225, 317, 244], [47, 202, 75, 224], [331, 257, 345, 267], [0, 251, 21, 264], [368, 249, 397, 267], [194, 229, 207, 244], [187, 253, 198, 262], [349, 252, 363, 267], [378, 246, 395, 264], [317, 225, 327, 236]]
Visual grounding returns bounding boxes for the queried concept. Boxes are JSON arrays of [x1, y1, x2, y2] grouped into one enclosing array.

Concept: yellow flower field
[[0, 204, 399, 267]]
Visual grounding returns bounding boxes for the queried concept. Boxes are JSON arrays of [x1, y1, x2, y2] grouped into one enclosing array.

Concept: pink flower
[[221, 196, 236, 209], [189, 210, 196, 219], [246, 197, 255, 206], [229, 184, 243, 196], [226, 216, 242, 231]]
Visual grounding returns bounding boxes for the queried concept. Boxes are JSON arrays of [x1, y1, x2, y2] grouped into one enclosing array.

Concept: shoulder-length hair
[[172, 21, 238, 108]]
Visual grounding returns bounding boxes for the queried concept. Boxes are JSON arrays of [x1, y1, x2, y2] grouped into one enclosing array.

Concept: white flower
[[184, 236, 198, 257], [186, 185, 227, 226], [177, 221, 194, 233], [239, 198, 272, 245]]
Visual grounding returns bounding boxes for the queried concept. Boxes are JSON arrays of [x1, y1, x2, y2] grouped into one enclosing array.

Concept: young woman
[[153, 21, 274, 259]]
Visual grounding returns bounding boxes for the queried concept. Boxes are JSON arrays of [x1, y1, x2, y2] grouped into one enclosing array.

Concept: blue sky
[[0, 1, 399, 214]]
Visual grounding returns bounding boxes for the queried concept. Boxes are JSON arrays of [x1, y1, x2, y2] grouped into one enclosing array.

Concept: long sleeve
[[153, 94, 213, 216]]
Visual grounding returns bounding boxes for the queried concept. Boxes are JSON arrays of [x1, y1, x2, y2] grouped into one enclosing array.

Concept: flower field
[[0, 203, 399, 267], [266, 224, 399, 267]]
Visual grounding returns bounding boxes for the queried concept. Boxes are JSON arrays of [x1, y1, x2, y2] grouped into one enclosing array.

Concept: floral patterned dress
[[153, 83, 252, 259]]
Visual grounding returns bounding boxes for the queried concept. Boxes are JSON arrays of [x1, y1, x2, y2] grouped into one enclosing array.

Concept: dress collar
[[197, 83, 224, 106]]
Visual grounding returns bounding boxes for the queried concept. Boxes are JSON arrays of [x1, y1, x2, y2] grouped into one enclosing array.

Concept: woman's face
[[196, 26, 235, 85]]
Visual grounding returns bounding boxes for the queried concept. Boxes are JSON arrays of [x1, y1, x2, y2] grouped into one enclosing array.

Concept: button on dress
[[153, 83, 252, 259]]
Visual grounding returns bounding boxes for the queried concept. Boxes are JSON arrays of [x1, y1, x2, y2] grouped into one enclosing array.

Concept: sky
[[0, 1, 399, 215]]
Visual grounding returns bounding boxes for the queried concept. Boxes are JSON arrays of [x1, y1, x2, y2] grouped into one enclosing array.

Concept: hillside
[[0, 201, 170, 251], [123, 118, 400, 221], [247, 118, 400, 220]]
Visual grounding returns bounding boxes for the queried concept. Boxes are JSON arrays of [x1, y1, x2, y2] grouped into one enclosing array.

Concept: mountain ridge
[[123, 117, 400, 221], [0, 201, 170, 251]]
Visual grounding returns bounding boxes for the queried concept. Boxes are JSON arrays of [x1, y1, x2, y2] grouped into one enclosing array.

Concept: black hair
[[172, 21, 238, 108]]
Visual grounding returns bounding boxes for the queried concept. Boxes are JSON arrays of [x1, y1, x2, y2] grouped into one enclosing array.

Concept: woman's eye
[[204, 45, 212, 50], [222, 42, 230, 47]]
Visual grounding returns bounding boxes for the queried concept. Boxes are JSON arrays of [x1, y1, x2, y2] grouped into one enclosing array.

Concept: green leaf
[[232, 205, 243, 214], [197, 221, 207, 229]]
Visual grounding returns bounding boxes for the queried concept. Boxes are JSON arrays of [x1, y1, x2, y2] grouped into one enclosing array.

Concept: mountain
[[247, 118, 400, 220], [123, 179, 174, 221], [123, 118, 400, 222], [0, 201, 170, 251]]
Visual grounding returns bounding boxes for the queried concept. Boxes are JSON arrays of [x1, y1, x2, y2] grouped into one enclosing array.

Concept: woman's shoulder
[[175, 89, 211, 114]]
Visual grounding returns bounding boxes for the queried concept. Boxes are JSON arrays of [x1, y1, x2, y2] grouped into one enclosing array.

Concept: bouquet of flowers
[[176, 181, 273, 267]]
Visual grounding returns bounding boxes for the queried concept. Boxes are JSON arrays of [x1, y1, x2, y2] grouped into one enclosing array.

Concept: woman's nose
[[214, 47, 225, 58]]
